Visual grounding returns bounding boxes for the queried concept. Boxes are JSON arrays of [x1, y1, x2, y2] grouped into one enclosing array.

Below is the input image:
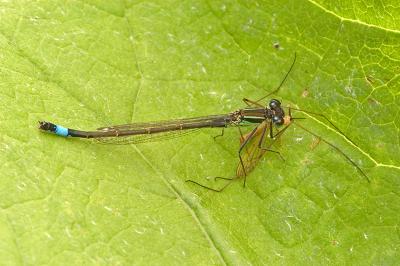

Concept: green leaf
[[1, 0, 399, 264]]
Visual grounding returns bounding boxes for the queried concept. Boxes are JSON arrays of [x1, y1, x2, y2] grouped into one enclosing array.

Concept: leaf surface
[[0, 0, 399, 265]]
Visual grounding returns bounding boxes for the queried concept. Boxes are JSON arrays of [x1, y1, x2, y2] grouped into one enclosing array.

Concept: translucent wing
[[96, 114, 231, 131], [236, 120, 292, 177], [94, 114, 232, 145], [94, 129, 201, 145], [236, 121, 272, 177], [95, 124, 255, 145]]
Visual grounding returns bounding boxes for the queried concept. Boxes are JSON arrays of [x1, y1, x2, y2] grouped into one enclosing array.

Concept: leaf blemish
[[134, 228, 146, 235], [285, 220, 292, 231], [301, 88, 309, 97], [274, 251, 284, 258], [295, 136, 303, 142]]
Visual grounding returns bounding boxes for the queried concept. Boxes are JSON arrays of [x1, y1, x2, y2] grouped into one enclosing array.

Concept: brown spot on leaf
[[302, 88, 309, 98]]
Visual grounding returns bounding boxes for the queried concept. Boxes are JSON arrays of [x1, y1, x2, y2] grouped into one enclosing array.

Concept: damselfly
[[39, 55, 369, 191]]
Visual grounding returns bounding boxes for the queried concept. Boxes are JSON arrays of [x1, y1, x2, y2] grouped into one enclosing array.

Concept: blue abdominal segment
[[55, 125, 69, 137]]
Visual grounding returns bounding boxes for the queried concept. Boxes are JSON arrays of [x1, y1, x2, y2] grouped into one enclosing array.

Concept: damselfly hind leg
[[185, 177, 237, 192], [214, 176, 234, 181], [213, 128, 225, 140], [185, 125, 262, 192]]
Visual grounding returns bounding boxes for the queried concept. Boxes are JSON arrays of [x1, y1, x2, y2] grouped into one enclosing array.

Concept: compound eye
[[269, 99, 281, 109], [272, 115, 284, 126]]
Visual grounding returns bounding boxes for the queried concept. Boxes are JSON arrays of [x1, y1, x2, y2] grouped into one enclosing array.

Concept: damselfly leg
[[186, 119, 289, 192], [240, 52, 369, 182], [185, 124, 259, 192], [185, 177, 236, 193], [213, 128, 225, 140]]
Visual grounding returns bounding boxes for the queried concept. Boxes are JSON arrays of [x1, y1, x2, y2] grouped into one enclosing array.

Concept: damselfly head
[[269, 99, 285, 126]]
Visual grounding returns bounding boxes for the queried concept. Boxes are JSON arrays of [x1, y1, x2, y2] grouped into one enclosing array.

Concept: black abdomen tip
[[38, 121, 57, 132]]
